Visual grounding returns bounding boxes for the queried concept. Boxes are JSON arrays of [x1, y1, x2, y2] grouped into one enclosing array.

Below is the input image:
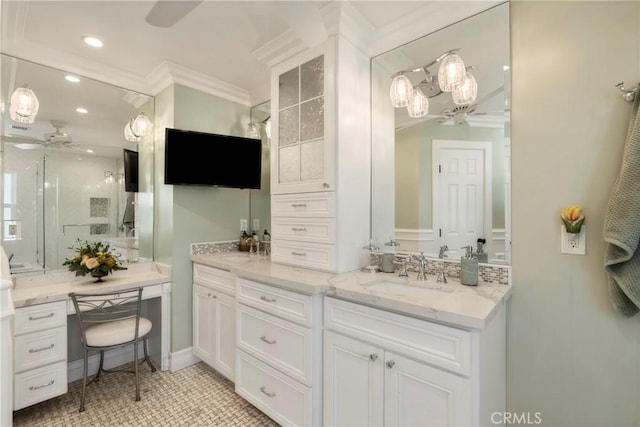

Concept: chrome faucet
[[415, 252, 427, 281], [396, 255, 409, 277]]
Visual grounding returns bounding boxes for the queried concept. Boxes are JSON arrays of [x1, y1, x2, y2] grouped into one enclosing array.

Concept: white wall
[[509, 2, 640, 425]]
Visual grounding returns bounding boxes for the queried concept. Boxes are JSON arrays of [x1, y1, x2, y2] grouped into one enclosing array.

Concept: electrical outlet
[[240, 219, 248, 232], [561, 226, 586, 255], [252, 219, 259, 232]]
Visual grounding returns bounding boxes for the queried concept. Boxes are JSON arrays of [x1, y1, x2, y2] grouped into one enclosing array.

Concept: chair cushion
[[85, 317, 152, 347]]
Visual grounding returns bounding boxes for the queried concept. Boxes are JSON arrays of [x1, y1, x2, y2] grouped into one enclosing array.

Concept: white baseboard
[[67, 343, 145, 383], [170, 347, 200, 372]]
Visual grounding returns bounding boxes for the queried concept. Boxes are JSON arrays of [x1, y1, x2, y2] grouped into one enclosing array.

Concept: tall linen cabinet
[[270, 35, 371, 274]]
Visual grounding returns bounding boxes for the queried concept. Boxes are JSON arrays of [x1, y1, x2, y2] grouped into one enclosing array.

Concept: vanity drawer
[[324, 297, 472, 376], [14, 301, 67, 335], [14, 326, 67, 373], [236, 278, 312, 327], [235, 350, 311, 427], [194, 263, 235, 295], [272, 192, 335, 217], [14, 360, 68, 410], [271, 240, 336, 272], [237, 304, 312, 386], [271, 217, 336, 244]]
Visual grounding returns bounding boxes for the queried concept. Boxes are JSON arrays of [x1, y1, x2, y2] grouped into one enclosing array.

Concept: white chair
[[69, 287, 156, 412]]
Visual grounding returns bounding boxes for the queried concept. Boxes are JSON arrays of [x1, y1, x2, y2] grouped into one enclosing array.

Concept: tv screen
[[123, 149, 139, 192], [164, 128, 261, 189]]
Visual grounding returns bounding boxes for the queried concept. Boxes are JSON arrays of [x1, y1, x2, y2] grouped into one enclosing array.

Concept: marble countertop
[[191, 253, 511, 329], [12, 262, 171, 309]]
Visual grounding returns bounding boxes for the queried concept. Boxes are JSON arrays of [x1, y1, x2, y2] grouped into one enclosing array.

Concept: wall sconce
[[389, 49, 476, 117], [246, 116, 271, 141], [124, 112, 152, 142], [9, 84, 40, 123]]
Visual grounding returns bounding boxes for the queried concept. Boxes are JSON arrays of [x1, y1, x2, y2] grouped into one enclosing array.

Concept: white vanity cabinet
[[235, 278, 323, 426], [192, 263, 235, 382], [324, 297, 505, 427], [270, 36, 371, 274], [13, 300, 68, 410]]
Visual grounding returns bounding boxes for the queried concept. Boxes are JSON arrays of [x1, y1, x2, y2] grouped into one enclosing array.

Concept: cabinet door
[[213, 291, 235, 382], [324, 331, 384, 426], [192, 284, 214, 365], [271, 41, 335, 194], [384, 352, 472, 427]]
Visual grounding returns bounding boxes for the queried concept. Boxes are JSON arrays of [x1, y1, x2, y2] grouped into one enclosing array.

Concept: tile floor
[[13, 362, 279, 426]]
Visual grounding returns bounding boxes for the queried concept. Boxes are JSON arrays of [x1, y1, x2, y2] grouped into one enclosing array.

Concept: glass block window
[[278, 55, 324, 184]]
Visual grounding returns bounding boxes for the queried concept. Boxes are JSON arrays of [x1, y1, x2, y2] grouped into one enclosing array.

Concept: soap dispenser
[[460, 245, 479, 286], [381, 238, 400, 273], [476, 238, 488, 263]]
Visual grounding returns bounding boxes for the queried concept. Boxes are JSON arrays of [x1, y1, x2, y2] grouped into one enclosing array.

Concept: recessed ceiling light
[[76, 107, 88, 114], [83, 36, 103, 48], [503, 65, 510, 71], [65, 75, 80, 83], [86, 149, 94, 153]]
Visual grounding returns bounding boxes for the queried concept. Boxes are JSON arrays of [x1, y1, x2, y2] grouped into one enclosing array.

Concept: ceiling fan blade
[[145, 1, 203, 28], [396, 116, 449, 132], [474, 85, 504, 106]]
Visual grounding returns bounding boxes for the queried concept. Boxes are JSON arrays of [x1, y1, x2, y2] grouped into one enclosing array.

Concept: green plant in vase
[[63, 239, 127, 282]]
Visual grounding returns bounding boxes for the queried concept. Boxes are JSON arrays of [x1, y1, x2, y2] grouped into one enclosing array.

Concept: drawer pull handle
[[260, 386, 276, 398], [29, 379, 55, 391], [29, 344, 55, 353], [29, 313, 54, 321], [260, 336, 276, 345], [291, 251, 307, 257], [291, 227, 307, 232], [386, 360, 396, 369], [260, 296, 277, 303], [369, 353, 378, 362], [291, 203, 307, 208]]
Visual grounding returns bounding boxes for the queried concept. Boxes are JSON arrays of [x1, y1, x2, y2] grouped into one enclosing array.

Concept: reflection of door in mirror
[[371, 3, 510, 265], [0, 55, 155, 272], [248, 100, 271, 236]]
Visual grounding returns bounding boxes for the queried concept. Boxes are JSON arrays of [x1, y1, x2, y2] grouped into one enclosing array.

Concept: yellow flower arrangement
[[561, 205, 585, 234], [63, 239, 127, 278]]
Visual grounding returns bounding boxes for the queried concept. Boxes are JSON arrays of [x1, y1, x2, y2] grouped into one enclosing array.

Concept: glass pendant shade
[[246, 122, 260, 139], [264, 118, 271, 139], [406, 87, 429, 118], [452, 71, 478, 105], [9, 85, 40, 123], [389, 74, 414, 107], [437, 53, 466, 92], [131, 113, 151, 137], [124, 120, 140, 142]]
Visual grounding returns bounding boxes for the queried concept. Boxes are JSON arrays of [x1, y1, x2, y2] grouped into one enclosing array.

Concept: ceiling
[[0, 0, 501, 156]]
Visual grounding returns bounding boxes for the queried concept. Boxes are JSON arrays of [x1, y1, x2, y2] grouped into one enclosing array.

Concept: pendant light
[[131, 113, 152, 138], [452, 70, 478, 105], [406, 87, 429, 118], [437, 52, 466, 92], [389, 74, 414, 107], [9, 85, 40, 123]]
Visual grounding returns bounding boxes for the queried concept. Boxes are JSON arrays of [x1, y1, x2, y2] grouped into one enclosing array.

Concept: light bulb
[[406, 87, 429, 118], [438, 53, 466, 92], [390, 74, 414, 107], [452, 71, 478, 105]]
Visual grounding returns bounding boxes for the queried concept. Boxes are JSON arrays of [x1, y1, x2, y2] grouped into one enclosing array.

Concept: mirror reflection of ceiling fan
[[397, 85, 505, 131], [3, 120, 82, 151]]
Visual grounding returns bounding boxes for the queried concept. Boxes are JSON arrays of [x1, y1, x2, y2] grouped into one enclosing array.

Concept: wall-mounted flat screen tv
[[123, 149, 139, 192], [164, 128, 261, 189]]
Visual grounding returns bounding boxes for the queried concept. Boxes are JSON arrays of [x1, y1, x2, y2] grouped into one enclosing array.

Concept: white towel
[[604, 91, 640, 316]]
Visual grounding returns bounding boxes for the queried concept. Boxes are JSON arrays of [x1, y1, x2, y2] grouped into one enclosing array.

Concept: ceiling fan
[[145, 1, 203, 28], [398, 85, 505, 131], [3, 120, 80, 150]]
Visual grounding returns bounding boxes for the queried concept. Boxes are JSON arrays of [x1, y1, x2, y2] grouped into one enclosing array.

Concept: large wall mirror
[[1, 55, 154, 273], [371, 3, 510, 264]]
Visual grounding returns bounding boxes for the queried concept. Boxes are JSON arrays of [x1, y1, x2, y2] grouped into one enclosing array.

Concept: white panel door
[[384, 352, 472, 427], [324, 331, 384, 427], [437, 147, 485, 253], [192, 284, 214, 365], [214, 292, 235, 382]]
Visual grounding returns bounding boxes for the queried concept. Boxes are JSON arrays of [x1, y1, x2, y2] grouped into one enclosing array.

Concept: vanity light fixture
[[124, 113, 152, 142], [246, 115, 271, 140], [389, 49, 476, 116], [84, 36, 103, 48], [9, 84, 40, 123], [124, 120, 140, 142]]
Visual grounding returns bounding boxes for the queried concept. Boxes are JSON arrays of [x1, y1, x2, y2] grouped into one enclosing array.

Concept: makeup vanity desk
[[10, 262, 171, 411]]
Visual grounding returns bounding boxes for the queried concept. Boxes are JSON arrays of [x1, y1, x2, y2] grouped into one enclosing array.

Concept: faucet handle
[[439, 245, 448, 259]]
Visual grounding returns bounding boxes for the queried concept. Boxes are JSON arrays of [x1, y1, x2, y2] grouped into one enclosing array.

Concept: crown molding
[[251, 30, 307, 68], [320, 2, 375, 57]]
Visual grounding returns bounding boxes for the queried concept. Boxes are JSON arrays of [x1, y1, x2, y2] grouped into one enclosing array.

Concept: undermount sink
[[219, 253, 251, 262], [363, 280, 443, 297]]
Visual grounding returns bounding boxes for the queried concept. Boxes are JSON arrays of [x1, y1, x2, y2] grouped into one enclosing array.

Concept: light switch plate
[[561, 226, 586, 255], [240, 219, 248, 232], [252, 218, 259, 232]]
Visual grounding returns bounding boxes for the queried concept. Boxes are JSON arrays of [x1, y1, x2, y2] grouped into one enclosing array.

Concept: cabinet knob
[[386, 360, 396, 369], [369, 353, 378, 362], [323, 182, 330, 188]]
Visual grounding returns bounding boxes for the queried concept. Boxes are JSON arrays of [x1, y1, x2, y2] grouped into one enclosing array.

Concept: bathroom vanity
[[191, 250, 510, 427]]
